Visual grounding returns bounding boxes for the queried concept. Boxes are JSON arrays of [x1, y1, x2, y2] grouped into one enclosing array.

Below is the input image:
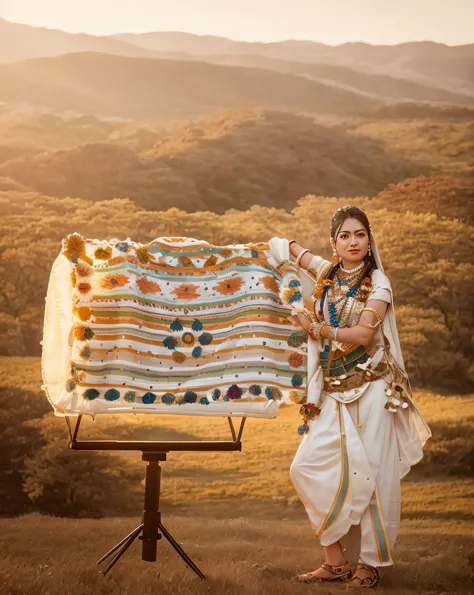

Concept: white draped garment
[[267, 239, 431, 567]]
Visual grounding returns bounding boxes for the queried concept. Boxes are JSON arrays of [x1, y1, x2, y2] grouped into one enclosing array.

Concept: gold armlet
[[360, 307, 383, 329]]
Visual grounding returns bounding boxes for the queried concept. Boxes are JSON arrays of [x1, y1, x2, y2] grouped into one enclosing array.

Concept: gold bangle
[[295, 249, 310, 267], [309, 321, 325, 340]]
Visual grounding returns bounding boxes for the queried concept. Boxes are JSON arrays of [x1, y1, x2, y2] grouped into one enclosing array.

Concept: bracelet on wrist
[[308, 321, 326, 340], [295, 248, 310, 268]]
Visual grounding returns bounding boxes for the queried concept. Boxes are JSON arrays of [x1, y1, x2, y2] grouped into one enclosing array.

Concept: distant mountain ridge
[[0, 18, 190, 64], [0, 17, 472, 99], [111, 30, 474, 96]]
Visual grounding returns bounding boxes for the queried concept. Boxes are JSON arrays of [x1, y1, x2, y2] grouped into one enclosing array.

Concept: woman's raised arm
[[289, 241, 319, 270]]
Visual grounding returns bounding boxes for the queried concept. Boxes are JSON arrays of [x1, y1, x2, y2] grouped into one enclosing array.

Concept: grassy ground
[[1, 357, 473, 593], [0, 514, 472, 595]]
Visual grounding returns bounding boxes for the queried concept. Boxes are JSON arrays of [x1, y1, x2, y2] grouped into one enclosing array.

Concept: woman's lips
[[348, 249, 360, 253]]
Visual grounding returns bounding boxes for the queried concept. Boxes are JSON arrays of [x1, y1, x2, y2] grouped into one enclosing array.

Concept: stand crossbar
[[64, 414, 246, 578]]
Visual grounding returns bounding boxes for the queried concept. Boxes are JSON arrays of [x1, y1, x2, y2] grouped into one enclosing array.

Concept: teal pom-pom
[[104, 388, 120, 401], [251, 249, 259, 258], [291, 374, 304, 387], [297, 423, 308, 435], [192, 318, 203, 331], [289, 279, 301, 288], [84, 388, 100, 401], [66, 379, 76, 392], [211, 388, 221, 401], [80, 346, 91, 359], [142, 392, 156, 404], [116, 242, 129, 252], [170, 318, 183, 331], [288, 291, 302, 304], [199, 397, 210, 405], [83, 327, 94, 340], [124, 391, 136, 402], [265, 387, 273, 400], [163, 335, 178, 350], [192, 346, 202, 358]]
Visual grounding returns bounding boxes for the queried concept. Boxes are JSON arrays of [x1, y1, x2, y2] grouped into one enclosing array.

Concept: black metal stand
[[65, 414, 246, 578]]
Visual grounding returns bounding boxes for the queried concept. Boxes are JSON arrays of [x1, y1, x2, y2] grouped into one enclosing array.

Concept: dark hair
[[323, 205, 377, 296]]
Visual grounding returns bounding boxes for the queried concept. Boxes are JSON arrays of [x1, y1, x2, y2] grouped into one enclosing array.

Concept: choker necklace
[[340, 261, 364, 274]]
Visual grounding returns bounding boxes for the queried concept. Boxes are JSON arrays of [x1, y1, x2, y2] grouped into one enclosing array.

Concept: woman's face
[[332, 217, 369, 264]]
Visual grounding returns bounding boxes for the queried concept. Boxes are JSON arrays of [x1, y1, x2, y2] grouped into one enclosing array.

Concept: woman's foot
[[347, 562, 379, 588], [298, 560, 351, 582]]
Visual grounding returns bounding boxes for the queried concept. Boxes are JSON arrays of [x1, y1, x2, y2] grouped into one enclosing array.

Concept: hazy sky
[[0, 0, 472, 45]]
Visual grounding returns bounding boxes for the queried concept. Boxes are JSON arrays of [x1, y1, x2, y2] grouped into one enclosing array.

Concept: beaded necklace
[[328, 267, 365, 328]]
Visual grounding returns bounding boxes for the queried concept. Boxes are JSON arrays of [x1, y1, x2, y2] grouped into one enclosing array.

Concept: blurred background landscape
[[0, 3, 473, 593]]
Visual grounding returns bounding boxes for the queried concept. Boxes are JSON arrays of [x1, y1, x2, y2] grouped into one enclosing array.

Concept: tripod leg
[[159, 522, 206, 580], [100, 527, 143, 576], [97, 523, 144, 565]]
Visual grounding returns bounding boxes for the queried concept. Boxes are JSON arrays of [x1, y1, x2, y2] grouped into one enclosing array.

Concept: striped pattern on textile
[[41, 233, 308, 418]]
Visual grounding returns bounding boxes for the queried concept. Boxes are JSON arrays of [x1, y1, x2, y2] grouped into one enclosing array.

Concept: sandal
[[298, 561, 352, 583], [347, 562, 380, 588]]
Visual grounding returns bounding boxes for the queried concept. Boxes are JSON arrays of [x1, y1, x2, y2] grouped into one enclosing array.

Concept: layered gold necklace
[[328, 265, 366, 328]]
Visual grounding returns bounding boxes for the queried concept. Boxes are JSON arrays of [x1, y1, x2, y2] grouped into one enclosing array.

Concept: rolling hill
[[0, 109, 421, 211], [0, 51, 382, 120]]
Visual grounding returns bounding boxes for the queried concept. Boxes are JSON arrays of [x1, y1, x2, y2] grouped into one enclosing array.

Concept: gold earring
[[331, 248, 340, 264], [368, 244, 372, 256]]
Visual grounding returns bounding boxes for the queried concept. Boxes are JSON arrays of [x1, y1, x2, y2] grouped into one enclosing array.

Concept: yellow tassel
[[73, 326, 87, 341], [281, 287, 296, 303], [65, 233, 86, 257], [76, 306, 91, 322], [135, 245, 151, 264], [81, 255, 94, 266], [94, 246, 112, 260]]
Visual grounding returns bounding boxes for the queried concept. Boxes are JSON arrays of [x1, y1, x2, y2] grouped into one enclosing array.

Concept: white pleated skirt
[[290, 377, 401, 567]]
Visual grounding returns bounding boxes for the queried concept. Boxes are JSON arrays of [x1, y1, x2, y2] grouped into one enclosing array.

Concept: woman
[[269, 205, 431, 588]]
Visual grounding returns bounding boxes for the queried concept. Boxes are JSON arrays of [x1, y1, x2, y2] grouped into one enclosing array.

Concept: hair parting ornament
[[329, 205, 373, 244]]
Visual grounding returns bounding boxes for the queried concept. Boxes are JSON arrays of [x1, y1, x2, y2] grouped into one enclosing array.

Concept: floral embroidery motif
[[171, 283, 201, 300], [213, 276, 244, 295], [136, 277, 161, 294], [260, 275, 280, 293], [100, 274, 129, 290]]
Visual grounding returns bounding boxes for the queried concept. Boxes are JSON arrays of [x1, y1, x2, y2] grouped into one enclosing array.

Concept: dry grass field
[[1, 356, 473, 594]]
